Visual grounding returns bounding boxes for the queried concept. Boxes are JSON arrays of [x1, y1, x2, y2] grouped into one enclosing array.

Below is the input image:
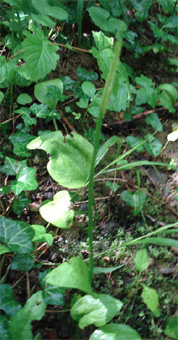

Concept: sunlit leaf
[[90, 323, 142, 340], [134, 249, 149, 273]]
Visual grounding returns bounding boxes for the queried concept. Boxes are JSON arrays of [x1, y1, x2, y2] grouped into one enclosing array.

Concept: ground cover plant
[[0, 0, 178, 339]]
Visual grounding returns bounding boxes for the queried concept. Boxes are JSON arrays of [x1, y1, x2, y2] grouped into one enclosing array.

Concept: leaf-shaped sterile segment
[[89, 323, 142, 340], [27, 131, 93, 189], [95, 136, 121, 167], [11, 167, 38, 195], [8, 291, 46, 340], [32, 225, 53, 245], [20, 29, 59, 82], [0, 216, 35, 254], [134, 249, 149, 273], [34, 78, 63, 110], [71, 294, 123, 329], [45, 257, 93, 295], [141, 286, 159, 315], [164, 315, 178, 340], [0, 284, 21, 317], [40, 191, 74, 228]]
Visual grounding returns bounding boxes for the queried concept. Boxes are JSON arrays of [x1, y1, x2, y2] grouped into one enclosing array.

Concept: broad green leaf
[[11, 167, 38, 195], [11, 254, 35, 272], [17, 93, 32, 105], [77, 67, 98, 81], [92, 31, 112, 51], [120, 190, 147, 215], [82, 82, 96, 98], [0, 315, 9, 340], [163, 15, 178, 29], [158, 91, 175, 113], [126, 136, 145, 152], [136, 237, 178, 248], [164, 315, 178, 340], [134, 0, 152, 22], [8, 291, 46, 340], [45, 257, 93, 295], [32, 225, 53, 246], [95, 136, 120, 167], [134, 249, 149, 273], [157, 83, 177, 106], [40, 191, 74, 228], [144, 134, 162, 156], [0, 216, 35, 254], [27, 131, 93, 189], [0, 157, 27, 176], [20, 29, 59, 82], [145, 113, 163, 132], [136, 75, 154, 88], [30, 103, 50, 118], [71, 294, 123, 329], [31, 14, 55, 28], [34, 79, 63, 110], [88, 7, 127, 33], [9, 132, 35, 157], [0, 56, 16, 85], [109, 83, 129, 111], [0, 244, 11, 255], [39, 270, 65, 306], [0, 284, 21, 316], [12, 192, 31, 216], [90, 323, 142, 340], [0, 91, 4, 103], [141, 286, 159, 314], [32, 0, 68, 21]]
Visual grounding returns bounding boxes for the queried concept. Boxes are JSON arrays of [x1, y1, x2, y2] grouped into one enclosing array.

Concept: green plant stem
[[53, 118, 58, 131], [87, 34, 123, 284]]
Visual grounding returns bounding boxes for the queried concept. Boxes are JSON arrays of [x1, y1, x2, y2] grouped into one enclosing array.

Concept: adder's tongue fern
[[87, 28, 124, 284]]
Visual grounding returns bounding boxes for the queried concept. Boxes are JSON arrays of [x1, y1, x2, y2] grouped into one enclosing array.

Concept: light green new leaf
[[11, 167, 38, 195], [0, 244, 11, 255], [134, 249, 149, 273], [71, 294, 123, 329], [90, 323, 142, 340], [0, 216, 35, 254], [45, 257, 93, 295], [21, 29, 59, 82], [92, 31, 112, 51], [8, 291, 46, 340], [145, 113, 163, 132], [32, 225, 53, 245], [40, 191, 74, 228], [0, 284, 21, 317], [164, 315, 178, 340], [34, 79, 63, 110], [141, 286, 159, 314], [27, 131, 93, 189]]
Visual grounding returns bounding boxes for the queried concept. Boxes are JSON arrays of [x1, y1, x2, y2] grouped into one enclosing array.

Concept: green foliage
[[164, 315, 178, 340], [90, 323, 142, 340]]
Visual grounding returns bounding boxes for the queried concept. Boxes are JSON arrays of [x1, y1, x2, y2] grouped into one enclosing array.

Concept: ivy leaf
[[0, 157, 27, 176], [144, 134, 162, 156], [145, 113, 163, 132], [0, 216, 35, 254], [77, 67, 98, 81], [71, 294, 123, 329], [9, 132, 35, 157], [40, 191, 74, 229], [11, 254, 35, 272], [11, 167, 38, 195], [30, 103, 50, 118], [20, 29, 59, 82], [8, 291, 46, 340], [88, 7, 127, 33], [134, 249, 149, 273], [13, 192, 31, 216], [90, 323, 142, 340], [39, 270, 65, 306], [0, 284, 21, 316], [45, 257, 93, 295], [126, 136, 145, 152], [27, 131, 93, 189]]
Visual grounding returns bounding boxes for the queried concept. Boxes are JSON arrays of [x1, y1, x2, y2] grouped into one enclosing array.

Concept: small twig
[[26, 272, 30, 299]]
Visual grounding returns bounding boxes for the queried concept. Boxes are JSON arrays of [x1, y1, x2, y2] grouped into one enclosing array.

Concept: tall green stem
[[87, 33, 123, 284]]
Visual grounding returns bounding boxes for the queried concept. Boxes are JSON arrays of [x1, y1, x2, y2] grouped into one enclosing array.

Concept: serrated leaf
[[21, 29, 59, 82], [0, 216, 35, 254], [142, 286, 159, 314], [90, 323, 142, 340], [27, 131, 93, 189], [144, 134, 162, 156], [11, 167, 38, 195], [8, 291, 46, 340], [32, 225, 53, 246], [71, 294, 123, 329], [164, 315, 178, 340], [40, 191, 74, 228], [145, 113, 163, 132], [45, 257, 93, 295], [0, 284, 21, 316], [34, 79, 63, 110], [11, 254, 35, 272], [134, 249, 149, 273]]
